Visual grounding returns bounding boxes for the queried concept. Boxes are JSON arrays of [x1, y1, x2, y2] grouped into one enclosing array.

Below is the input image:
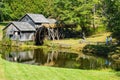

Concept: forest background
[[0, 0, 120, 41]]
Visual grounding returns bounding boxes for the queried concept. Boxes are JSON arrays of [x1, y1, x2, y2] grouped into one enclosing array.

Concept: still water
[[1, 47, 120, 70]]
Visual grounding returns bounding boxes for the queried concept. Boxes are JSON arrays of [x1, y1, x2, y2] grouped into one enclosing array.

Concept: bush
[[82, 44, 116, 57], [112, 26, 120, 40], [2, 37, 12, 46]]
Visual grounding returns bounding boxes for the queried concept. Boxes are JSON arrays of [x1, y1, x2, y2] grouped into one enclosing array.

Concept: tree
[[0, 0, 109, 37], [104, 0, 120, 41], [54, 0, 105, 35], [0, 0, 11, 21]]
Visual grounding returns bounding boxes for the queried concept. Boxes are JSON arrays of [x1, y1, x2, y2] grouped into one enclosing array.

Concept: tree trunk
[[93, 4, 96, 31]]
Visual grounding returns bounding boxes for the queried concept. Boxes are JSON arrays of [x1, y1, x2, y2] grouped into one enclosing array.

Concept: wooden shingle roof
[[42, 19, 57, 28], [47, 19, 57, 24], [26, 13, 49, 23], [3, 22, 36, 31]]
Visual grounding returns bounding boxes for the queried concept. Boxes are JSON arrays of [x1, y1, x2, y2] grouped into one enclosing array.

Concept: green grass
[[0, 54, 120, 80], [49, 32, 116, 51]]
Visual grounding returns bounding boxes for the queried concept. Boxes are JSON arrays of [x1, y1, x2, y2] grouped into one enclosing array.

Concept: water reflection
[[1, 48, 120, 70]]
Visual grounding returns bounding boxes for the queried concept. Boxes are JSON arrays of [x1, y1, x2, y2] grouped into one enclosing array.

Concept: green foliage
[[24, 41, 35, 45], [0, 1, 11, 21], [2, 37, 12, 46], [54, 0, 106, 35], [112, 26, 120, 40], [3, 0, 56, 20], [43, 39, 51, 46], [95, 26, 107, 34], [2, 0, 120, 37], [82, 44, 116, 57], [104, 0, 120, 40]]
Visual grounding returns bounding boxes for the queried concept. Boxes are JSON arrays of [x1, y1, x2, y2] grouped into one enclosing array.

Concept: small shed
[[19, 13, 49, 29], [3, 22, 36, 41]]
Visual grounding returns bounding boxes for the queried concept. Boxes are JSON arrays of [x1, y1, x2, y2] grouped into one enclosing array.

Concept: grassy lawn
[[0, 54, 120, 80], [50, 32, 113, 51], [52, 32, 111, 44], [0, 59, 6, 80]]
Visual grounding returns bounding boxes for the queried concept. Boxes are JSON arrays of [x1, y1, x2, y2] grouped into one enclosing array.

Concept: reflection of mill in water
[[3, 48, 118, 70], [5, 51, 34, 63], [33, 49, 59, 66], [4, 49, 59, 66], [4, 49, 78, 67], [45, 50, 58, 66]]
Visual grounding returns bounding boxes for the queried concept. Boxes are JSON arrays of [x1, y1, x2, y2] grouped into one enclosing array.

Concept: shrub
[[2, 37, 12, 46]]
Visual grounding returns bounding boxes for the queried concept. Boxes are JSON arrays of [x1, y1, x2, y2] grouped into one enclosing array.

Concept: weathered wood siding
[[35, 24, 42, 28], [20, 15, 36, 28], [6, 24, 18, 34], [5, 24, 35, 41], [20, 32, 35, 41], [5, 24, 18, 38]]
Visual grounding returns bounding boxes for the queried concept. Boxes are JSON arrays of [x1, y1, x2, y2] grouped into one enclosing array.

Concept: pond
[[1, 47, 120, 70]]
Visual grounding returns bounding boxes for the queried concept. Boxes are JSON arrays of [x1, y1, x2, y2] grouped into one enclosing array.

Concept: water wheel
[[35, 26, 63, 45], [35, 27, 47, 45]]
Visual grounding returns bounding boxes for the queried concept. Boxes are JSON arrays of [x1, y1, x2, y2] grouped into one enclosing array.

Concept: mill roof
[[47, 19, 57, 24], [24, 13, 49, 23], [3, 22, 36, 31]]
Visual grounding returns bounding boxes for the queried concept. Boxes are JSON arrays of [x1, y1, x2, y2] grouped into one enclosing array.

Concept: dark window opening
[[9, 34, 13, 38], [18, 32, 20, 35]]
